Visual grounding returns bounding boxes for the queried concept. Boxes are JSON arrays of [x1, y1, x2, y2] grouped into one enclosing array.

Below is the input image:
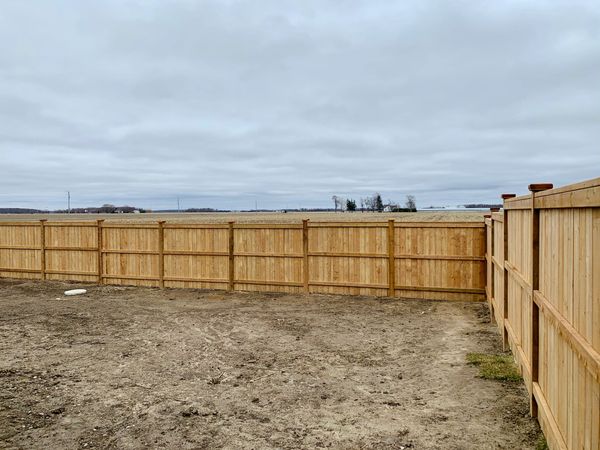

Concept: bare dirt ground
[[0, 211, 485, 224], [0, 279, 541, 450]]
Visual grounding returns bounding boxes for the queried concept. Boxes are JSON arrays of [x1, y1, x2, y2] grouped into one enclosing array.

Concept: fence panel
[[234, 225, 304, 294], [307, 223, 388, 297], [101, 224, 160, 287], [163, 224, 229, 290], [489, 177, 600, 450], [491, 213, 504, 326], [394, 223, 485, 301], [0, 223, 41, 279], [45, 222, 98, 282]]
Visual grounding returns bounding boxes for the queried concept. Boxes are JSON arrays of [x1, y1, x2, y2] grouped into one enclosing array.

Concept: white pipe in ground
[[64, 289, 87, 296]]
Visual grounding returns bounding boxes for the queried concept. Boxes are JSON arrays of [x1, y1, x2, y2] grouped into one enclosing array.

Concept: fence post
[[158, 221, 165, 288], [39, 219, 47, 280], [387, 219, 395, 297], [484, 213, 493, 321], [302, 220, 309, 293], [488, 207, 500, 319], [528, 183, 552, 418], [228, 221, 235, 291], [97, 219, 104, 285], [501, 194, 515, 350]]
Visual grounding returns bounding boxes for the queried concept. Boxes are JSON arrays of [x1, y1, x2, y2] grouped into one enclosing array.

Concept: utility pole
[[67, 191, 71, 214], [177, 197, 180, 213]]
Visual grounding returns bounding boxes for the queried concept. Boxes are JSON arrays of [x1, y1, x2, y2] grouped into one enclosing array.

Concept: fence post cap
[[528, 183, 553, 192], [490, 207, 500, 212], [501, 194, 516, 199], [483, 214, 491, 218]]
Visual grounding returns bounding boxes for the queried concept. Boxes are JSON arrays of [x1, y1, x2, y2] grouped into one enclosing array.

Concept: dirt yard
[[0, 280, 541, 449], [0, 210, 485, 224]]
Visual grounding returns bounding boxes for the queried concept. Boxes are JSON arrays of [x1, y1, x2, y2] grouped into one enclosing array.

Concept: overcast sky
[[1, 1, 599, 210]]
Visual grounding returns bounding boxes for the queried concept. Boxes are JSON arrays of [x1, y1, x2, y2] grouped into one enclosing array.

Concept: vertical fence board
[[97, 220, 104, 284], [158, 221, 165, 288], [228, 222, 234, 291]]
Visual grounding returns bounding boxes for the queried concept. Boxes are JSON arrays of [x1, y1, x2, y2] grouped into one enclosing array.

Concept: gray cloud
[[1, 0, 599, 210]]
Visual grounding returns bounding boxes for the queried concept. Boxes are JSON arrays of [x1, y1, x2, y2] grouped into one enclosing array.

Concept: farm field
[[0, 211, 485, 223], [0, 279, 542, 449]]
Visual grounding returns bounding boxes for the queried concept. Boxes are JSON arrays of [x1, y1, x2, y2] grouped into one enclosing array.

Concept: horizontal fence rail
[[486, 176, 600, 450], [0, 220, 486, 301]]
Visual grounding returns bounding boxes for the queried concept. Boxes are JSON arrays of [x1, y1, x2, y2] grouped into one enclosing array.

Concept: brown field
[[0, 211, 485, 224], [0, 279, 542, 449]]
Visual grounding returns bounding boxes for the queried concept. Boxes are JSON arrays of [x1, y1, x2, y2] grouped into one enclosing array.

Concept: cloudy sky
[[1, 1, 599, 210]]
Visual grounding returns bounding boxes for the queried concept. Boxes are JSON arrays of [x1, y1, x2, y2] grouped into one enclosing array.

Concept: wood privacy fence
[[0, 220, 485, 301], [485, 177, 600, 450]]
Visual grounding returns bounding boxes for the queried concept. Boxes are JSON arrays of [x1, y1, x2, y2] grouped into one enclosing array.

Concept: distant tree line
[[52, 204, 148, 214], [181, 208, 221, 213], [331, 193, 417, 212], [0, 205, 153, 214], [0, 208, 49, 214], [463, 203, 502, 209]]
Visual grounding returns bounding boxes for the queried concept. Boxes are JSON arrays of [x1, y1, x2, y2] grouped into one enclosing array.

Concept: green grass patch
[[466, 353, 522, 382], [535, 436, 549, 450]]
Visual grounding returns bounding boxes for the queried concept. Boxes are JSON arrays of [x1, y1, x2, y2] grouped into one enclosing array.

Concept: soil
[[0, 210, 485, 224], [0, 279, 541, 449]]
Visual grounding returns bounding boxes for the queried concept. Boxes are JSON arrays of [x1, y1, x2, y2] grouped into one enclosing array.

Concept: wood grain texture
[[487, 177, 600, 450], [0, 220, 485, 299], [158, 221, 165, 288], [388, 220, 395, 297], [40, 220, 46, 280]]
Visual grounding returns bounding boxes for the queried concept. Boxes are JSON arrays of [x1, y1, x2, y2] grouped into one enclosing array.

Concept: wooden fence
[[0, 220, 485, 301], [2, 179, 599, 448], [486, 177, 600, 450]]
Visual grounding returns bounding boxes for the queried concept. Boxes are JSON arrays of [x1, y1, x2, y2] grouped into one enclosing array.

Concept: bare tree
[[405, 195, 417, 211], [362, 193, 383, 212], [332, 195, 339, 212], [385, 199, 399, 211]]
